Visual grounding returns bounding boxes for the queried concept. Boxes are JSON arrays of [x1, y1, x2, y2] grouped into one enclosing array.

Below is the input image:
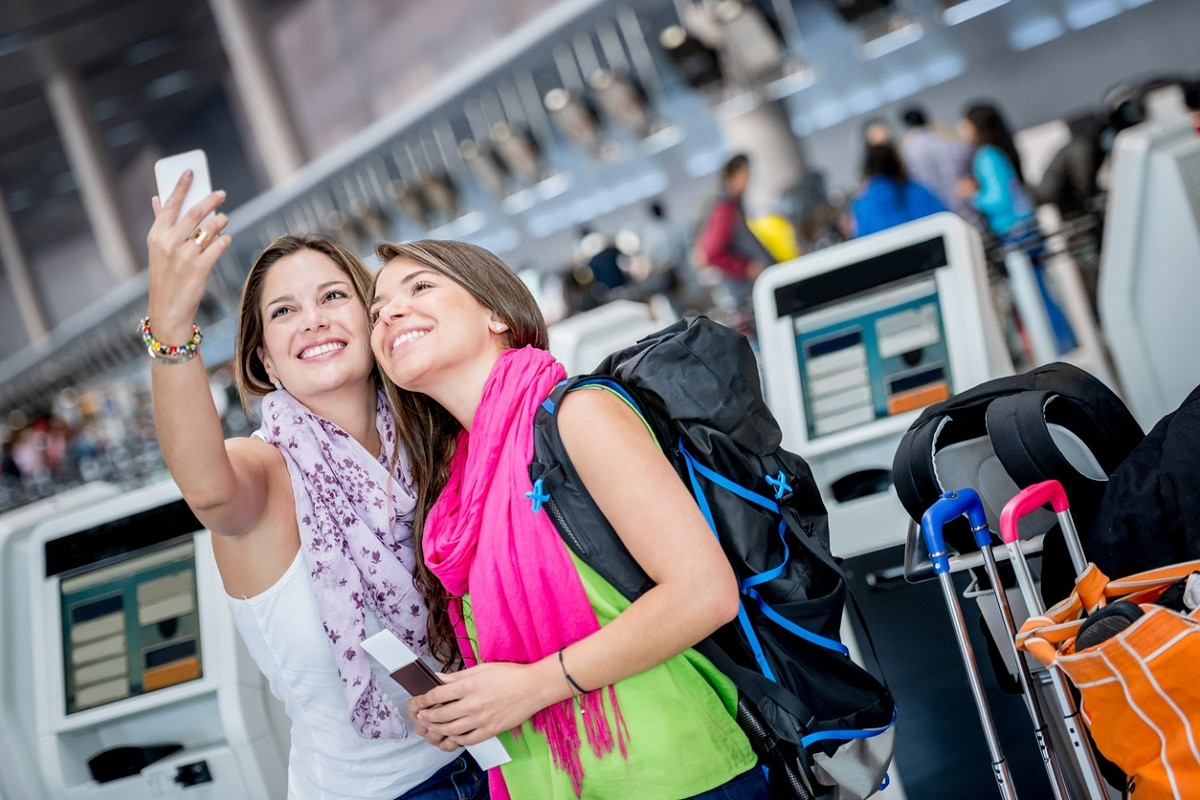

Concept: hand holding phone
[[154, 149, 214, 221]]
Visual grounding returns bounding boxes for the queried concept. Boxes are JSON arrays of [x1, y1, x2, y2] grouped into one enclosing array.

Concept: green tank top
[[463, 554, 757, 799]]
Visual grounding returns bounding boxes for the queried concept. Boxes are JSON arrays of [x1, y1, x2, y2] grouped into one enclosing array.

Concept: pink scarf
[[424, 347, 628, 798], [259, 388, 428, 739]]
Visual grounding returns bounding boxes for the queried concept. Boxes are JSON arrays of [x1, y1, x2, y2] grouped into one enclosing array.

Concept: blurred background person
[[846, 142, 946, 238], [898, 105, 976, 222], [627, 199, 710, 316], [959, 102, 1036, 242], [862, 116, 895, 147], [696, 153, 774, 338], [571, 225, 629, 311], [961, 100, 1076, 363], [1031, 109, 1109, 314]]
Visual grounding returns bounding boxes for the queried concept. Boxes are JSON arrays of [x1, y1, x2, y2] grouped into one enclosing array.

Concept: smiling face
[[369, 256, 507, 398], [256, 248, 376, 401]]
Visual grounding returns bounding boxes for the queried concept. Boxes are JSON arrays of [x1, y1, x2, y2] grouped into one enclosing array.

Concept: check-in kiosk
[[0, 484, 122, 800], [754, 213, 1014, 800], [18, 479, 287, 799], [548, 299, 676, 375], [754, 212, 1012, 558], [1099, 86, 1200, 428]]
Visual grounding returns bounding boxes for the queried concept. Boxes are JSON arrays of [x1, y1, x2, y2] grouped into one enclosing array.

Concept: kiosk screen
[[48, 500, 205, 714], [792, 277, 951, 439]]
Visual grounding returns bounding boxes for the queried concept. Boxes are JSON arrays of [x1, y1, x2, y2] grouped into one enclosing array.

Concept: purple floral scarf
[[259, 388, 427, 739]]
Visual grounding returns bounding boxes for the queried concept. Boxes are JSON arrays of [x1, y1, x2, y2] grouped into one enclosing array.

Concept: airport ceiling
[[0, 0, 301, 251]]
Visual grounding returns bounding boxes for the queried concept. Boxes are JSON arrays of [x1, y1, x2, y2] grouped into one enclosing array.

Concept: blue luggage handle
[[920, 489, 989, 575]]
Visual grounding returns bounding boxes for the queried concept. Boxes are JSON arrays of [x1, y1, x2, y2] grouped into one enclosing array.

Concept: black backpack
[[529, 316, 896, 800], [1089, 381, 1200, 578], [891, 361, 1145, 603]]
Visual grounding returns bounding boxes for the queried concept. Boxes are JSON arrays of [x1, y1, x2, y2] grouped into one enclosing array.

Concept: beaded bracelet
[[139, 316, 203, 363], [558, 647, 589, 696]]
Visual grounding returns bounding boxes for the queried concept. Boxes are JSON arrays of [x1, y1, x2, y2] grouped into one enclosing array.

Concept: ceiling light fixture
[[942, 0, 1012, 26], [857, 12, 924, 60]]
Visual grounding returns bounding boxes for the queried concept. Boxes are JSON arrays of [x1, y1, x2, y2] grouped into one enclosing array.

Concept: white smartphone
[[154, 149, 214, 221]]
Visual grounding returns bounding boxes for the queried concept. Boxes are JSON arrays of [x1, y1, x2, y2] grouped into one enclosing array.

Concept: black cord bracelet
[[558, 646, 589, 696]]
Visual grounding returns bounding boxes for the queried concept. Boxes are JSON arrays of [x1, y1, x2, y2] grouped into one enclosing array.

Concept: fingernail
[[217, 190, 226, 199], [183, 169, 193, 179]]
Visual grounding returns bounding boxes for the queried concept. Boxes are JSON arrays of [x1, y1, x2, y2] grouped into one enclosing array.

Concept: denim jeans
[[684, 767, 771, 800], [394, 753, 488, 800]]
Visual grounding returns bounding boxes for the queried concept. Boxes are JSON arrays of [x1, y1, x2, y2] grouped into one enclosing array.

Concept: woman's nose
[[378, 297, 408, 324], [301, 306, 330, 331]]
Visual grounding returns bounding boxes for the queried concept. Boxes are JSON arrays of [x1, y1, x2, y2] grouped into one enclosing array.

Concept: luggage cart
[[1000, 481, 1111, 800], [911, 487, 1113, 800], [934, 488, 1074, 800], [920, 491, 1020, 800]]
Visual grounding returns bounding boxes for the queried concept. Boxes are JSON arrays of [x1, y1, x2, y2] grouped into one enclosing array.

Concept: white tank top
[[227, 550, 455, 800]]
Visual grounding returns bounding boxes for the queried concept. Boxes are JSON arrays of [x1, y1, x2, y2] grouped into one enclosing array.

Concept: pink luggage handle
[[1000, 479, 1088, 581], [997, 480, 1110, 799], [1000, 480, 1069, 544]]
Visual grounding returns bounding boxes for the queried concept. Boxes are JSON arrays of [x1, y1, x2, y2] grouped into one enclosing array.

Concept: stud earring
[[492, 323, 505, 332]]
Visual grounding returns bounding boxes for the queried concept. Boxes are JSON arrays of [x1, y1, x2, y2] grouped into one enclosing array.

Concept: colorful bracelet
[[558, 646, 589, 696], [139, 316, 202, 363]]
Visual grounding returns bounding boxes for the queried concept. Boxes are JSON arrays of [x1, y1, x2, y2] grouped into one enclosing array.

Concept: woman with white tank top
[[145, 172, 486, 800]]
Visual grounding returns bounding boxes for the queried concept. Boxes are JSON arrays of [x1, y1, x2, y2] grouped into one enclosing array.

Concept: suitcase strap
[[1017, 559, 1200, 664]]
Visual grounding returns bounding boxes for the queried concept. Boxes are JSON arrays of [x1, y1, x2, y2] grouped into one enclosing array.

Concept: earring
[[272, 378, 282, 391], [492, 323, 505, 332]]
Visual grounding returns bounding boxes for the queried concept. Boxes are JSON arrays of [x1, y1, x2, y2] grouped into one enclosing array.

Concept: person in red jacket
[[697, 153, 773, 335]]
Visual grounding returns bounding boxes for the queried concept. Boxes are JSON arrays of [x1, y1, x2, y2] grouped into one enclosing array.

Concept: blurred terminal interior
[[1, 0, 1199, 510]]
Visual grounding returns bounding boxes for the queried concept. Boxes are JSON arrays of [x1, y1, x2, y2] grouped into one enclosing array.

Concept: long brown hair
[[373, 239, 548, 667], [233, 233, 378, 408], [964, 102, 1025, 183]]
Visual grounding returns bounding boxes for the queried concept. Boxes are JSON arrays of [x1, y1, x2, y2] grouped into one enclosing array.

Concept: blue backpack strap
[[679, 443, 851, 660], [800, 706, 898, 748]]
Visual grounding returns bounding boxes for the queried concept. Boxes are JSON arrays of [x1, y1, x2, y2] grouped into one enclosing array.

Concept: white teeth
[[391, 330, 427, 351], [299, 342, 346, 359]]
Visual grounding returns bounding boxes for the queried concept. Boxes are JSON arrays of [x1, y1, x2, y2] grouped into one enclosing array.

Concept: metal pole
[[0, 188, 49, 343], [977, 543, 1073, 800], [207, 0, 307, 185], [44, 66, 139, 281], [923, 493, 1020, 800]]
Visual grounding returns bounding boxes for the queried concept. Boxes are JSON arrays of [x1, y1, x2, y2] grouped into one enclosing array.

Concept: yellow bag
[[1017, 560, 1200, 800], [746, 214, 801, 263]]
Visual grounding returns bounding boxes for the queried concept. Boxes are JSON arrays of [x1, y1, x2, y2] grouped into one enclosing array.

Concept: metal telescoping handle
[[1000, 481, 1111, 800], [967, 506, 1072, 800], [922, 491, 1020, 800]]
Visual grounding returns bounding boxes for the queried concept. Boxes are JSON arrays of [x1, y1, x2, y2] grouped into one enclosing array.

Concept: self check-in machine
[[548, 298, 677, 375], [0, 483, 121, 800], [1099, 85, 1200, 429], [754, 212, 1014, 800], [754, 212, 1012, 558], [15, 479, 287, 800]]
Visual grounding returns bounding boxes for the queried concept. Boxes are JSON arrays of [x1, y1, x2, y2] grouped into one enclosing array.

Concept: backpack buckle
[[766, 471, 793, 504], [526, 478, 551, 513]]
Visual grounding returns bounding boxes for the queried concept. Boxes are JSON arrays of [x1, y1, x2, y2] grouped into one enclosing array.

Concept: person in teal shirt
[[959, 102, 1076, 357], [958, 103, 1035, 237]]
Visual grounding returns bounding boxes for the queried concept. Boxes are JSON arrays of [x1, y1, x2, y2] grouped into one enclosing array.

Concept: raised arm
[[409, 387, 739, 745], [147, 172, 272, 537]]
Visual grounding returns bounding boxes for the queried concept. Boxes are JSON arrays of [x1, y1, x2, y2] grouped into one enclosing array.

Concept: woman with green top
[[368, 239, 766, 799]]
